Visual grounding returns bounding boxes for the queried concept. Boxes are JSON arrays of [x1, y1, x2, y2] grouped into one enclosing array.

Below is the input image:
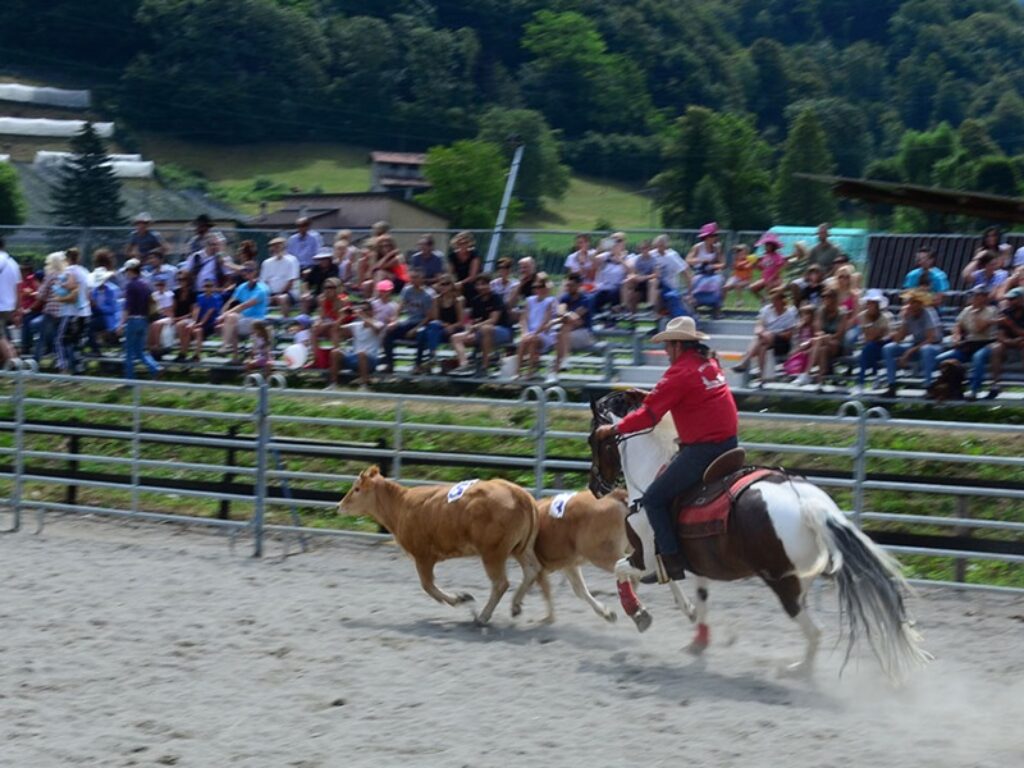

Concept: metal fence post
[[838, 400, 867, 527], [219, 424, 238, 520], [392, 399, 404, 482], [8, 364, 28, 532], [534, 388, 548, 495], [251, 375, 270, 558], [130, 382, 141, 515]]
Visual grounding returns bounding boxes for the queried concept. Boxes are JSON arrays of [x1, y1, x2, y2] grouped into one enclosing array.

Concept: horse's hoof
[[511, 603, 522, 618], [455, 592, 475, 605], [687, 623, 710, 654], [632, 608, 652, 633], [472, 613, 490, 627], [603, 610, 617, 624], [541, 614, 556, 625], [778, 661, 813, 679]]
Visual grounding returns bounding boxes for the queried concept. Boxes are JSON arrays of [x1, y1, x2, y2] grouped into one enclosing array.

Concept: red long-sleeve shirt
[[616, 351, 738, 444]]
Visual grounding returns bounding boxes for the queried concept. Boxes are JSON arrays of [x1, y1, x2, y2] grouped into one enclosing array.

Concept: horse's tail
[[813, 504, 933, 681]]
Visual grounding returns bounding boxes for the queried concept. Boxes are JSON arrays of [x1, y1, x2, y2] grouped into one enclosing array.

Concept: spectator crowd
[[0, 216, 1022, 399]]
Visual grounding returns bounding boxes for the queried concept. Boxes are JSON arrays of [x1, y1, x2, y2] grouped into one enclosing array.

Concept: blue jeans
[[124, 317, 159, 379], [641, 436, 738, 556], [692, 290, 722, 312], [416, 320, 453, 365], [883, 341, 940, 387], [857, 340, 885, 386], [55, 315, 82, 373], [383, 319, 423, 368], [936, 343, 993, 394], [659, 283, 692, 319], [29, 313, 55, 361]]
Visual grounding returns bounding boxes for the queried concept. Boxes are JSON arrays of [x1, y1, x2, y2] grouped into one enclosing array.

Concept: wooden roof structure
[[797, 173, 1024, 223]]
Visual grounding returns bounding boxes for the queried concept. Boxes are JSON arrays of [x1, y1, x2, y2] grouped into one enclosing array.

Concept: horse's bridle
[[592, 404, 654, 498]]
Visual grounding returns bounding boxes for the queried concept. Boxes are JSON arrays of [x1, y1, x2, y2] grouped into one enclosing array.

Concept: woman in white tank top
[[516, 273, 556, 379]]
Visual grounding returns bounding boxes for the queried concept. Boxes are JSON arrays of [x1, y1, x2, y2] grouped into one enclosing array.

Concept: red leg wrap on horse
[[695, 623, 710, 646], [617, 580, 641, 616]]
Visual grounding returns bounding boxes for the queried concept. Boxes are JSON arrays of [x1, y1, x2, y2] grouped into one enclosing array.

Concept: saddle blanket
[[676, 468, 775, 539], [548, 492, 575, 519], [447, 479, 479, 503]]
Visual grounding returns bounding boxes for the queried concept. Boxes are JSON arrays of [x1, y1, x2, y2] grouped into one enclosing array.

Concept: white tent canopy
[[0, 154, 9, 163], [0, 82, 91, 109], [34, 150, 142, 165], [108, 161, 154, 179], [0, 117, 114, 138], [32, 150, 153, 178]]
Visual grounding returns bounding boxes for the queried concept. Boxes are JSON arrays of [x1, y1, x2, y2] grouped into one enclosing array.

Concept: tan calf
[[338, 466, 541, 625], [520, 490, 630, 624]]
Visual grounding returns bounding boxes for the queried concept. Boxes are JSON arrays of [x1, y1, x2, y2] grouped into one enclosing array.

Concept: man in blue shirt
[[220, 262, 270, 362], [551, 272, 594, 381], [903, 248, 950, 298], [286, 217, 323, 271], [409, 235, 447, 285], [126, 212, 167, 261]]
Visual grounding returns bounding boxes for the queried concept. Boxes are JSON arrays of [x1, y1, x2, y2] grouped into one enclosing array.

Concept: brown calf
[[519, 489, 631, 624], [338, 466, 541, 625]]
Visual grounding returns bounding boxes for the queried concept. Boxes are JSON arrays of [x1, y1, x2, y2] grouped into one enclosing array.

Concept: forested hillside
[[3, 0, 1024, 229]]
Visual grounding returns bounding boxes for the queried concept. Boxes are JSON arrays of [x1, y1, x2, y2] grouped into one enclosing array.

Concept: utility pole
[[484, 136, 524, 271]]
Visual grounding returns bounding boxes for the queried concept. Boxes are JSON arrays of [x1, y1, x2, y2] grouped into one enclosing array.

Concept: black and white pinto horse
[[588, 390, 931, 681]]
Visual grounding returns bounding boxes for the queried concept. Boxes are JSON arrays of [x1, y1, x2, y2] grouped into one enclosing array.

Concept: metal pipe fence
[[0, 368, 1020, 591]]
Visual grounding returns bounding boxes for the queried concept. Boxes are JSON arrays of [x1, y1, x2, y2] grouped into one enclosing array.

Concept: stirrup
[[654, 554, 671, 585]]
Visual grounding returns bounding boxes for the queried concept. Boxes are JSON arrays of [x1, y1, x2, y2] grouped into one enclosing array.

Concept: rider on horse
[[595, 316, 738, 582]]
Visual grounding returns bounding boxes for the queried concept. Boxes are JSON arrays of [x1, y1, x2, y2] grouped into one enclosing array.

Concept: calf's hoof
[[632, 608, 652, 633], [602, 609, 617, 624], [454, 592, 475, 605], [511, 602, 522, 618]]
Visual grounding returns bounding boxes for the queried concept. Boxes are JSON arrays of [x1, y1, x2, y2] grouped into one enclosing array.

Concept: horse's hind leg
[[566, 565, 616, 623], [687, 577, 711, 654], [766, 575, 821, 677], [474, 554, 510, 626]]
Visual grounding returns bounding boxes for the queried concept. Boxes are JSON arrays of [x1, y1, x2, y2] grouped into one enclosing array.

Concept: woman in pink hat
[[749, 232, 790, 301], [686, 222, 724, 272]]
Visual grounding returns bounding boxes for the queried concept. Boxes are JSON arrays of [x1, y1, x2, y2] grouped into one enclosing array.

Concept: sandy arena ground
[[0, 515, 1022, 768]]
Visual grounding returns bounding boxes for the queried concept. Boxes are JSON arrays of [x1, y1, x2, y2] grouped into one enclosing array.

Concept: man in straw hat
[[595, 316, 738, 583], [850, 289, 893, 397], [881, 287, 942, 398]]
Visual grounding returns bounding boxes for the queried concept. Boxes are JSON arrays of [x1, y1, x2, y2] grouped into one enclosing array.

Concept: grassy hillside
[[138, 136, 654, 229]]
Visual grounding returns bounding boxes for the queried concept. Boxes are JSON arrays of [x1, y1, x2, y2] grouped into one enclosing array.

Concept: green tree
[[477, 107, 569, 212], [747, 38, 791, 134], [897, 123, 958, 185], [690, 176, 728, 227], [520, 10, 652, 137], [988, 91, 1024, 156], [121, 0, 328, 141], [418, 140, 515, 229], [958, 119, 1001, 159], [653, 107, 771, 230], [0, 164, 26, 225], [785, 97, 871, 177], [49, 123, 125, 227], [774, 109, 837, 225]]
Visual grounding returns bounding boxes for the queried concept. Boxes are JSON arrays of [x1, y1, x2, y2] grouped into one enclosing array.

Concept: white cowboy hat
[[861, 288, 889, 310], [651, 316, 709, 343]]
